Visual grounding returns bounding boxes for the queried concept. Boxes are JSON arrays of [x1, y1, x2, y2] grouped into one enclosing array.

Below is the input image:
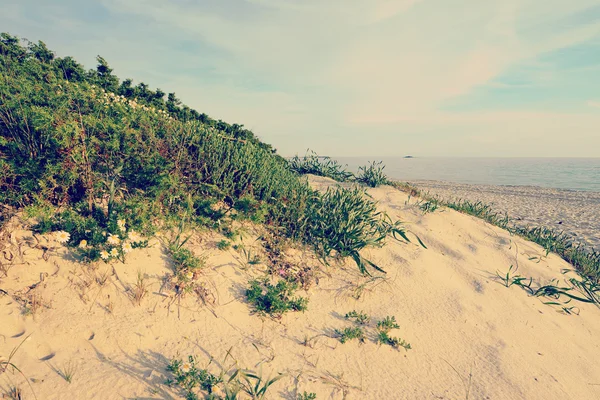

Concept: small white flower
[[107, 234, 120, 245], [100, 250, 110, 260], [79, 239, 88, 248], [128, 231, 142, 242], [109, 248, 119, 257], [180, 362, 192, 374], [117, 219, 126, 232], [55, 231, 70, 244], [122, 242, 133, 254]]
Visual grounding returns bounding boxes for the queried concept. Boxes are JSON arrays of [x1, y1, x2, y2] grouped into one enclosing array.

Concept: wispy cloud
[[1, 0, 599, 156]]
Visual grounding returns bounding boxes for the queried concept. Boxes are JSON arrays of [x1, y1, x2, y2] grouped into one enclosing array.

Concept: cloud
[[1, 0, 599, 156], [588, 101, 600, 108]]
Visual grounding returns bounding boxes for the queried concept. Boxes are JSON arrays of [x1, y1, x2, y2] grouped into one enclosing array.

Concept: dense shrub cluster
[[0, 33, 414, 273]]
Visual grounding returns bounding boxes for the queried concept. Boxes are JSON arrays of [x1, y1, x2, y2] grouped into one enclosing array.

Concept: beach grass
[[357, 161, 389, 188], [0, 33, 415, 275], [393, 183, 600, 289], [289, 150, 354, 182]]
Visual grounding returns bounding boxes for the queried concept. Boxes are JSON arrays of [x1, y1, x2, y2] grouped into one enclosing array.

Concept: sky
[[1, 0, 600, 157]]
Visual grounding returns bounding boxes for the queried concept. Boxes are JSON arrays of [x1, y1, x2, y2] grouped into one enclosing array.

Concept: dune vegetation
[[2, 33, 600, 399], [0, 33, 424, 398], [0, 33, 419, 276]]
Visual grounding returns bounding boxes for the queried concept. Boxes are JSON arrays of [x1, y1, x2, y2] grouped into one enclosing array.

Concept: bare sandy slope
[[1, 175, 599, 400]]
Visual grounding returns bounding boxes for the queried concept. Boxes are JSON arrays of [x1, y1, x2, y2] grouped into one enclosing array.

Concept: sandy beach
[[2, 176, 600, 399], [408, 180, 600, 251], [2, 18, 600, 400]]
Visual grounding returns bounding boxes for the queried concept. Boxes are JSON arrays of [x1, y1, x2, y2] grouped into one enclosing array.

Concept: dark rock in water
[[404, 155, 414, 159]]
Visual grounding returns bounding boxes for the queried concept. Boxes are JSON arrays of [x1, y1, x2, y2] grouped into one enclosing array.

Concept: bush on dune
[[0, 32, 416, 274]]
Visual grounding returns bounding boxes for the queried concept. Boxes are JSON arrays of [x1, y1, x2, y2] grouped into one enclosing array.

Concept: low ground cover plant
[[298, 391, 317, 400], [334, 327, 366, 344], [246, 279, 308, 317], [344, 310, 370, 325], [166, 353, 283, 400], [31, 202, 150, 263], [418, 198, 441, 214], [335, 312, 412, 350], [375, 316, 411, 351], [166, 355, 223, 399]]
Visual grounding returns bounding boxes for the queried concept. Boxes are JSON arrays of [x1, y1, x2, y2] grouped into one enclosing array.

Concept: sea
[[331, 157, 600, 192]]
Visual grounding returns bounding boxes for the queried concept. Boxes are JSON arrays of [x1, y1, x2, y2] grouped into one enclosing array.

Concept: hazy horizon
[[2, 0, 600, 157], [331, 156, 600, 191], [293, 155, 600, 159]]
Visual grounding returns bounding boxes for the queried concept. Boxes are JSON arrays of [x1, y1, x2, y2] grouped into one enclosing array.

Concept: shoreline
[[400, 178, 598, 192], [406, 179, 600, 250]]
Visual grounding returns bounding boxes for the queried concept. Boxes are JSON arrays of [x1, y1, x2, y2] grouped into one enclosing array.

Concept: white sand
[[408, 180, 600, 250], [1, 176, 599, 399]]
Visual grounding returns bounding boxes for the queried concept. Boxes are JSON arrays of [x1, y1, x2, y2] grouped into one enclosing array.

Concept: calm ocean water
[[332, 158, 600, 192]]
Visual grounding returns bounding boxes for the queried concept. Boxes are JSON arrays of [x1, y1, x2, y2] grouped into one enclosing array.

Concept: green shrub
[[31, 202, 148, 262], [334, 327, 365, 344], [344, 310, 370, 325], [245, 279, 308, 317], [302, 187, 422, 274], [289, 150, 354, 182], [216, 240, 231, 251], [166, 355, 222, 400], [166, 353, 283, 400], [376, 331, 412, 351], [0, 33, 419, 276], [169, 246, 205, 272], [375, 316, 411, 351], [357, 161, 388, 187]]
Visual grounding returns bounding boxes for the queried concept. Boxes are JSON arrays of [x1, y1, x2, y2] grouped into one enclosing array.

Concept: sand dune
[[1, 176, 599, 399], [408, 180, 600, 250]]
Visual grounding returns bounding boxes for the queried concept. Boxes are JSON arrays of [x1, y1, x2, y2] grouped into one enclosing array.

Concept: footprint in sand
[[36, 342, 56, 361], [0, 319, 26, 341]]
